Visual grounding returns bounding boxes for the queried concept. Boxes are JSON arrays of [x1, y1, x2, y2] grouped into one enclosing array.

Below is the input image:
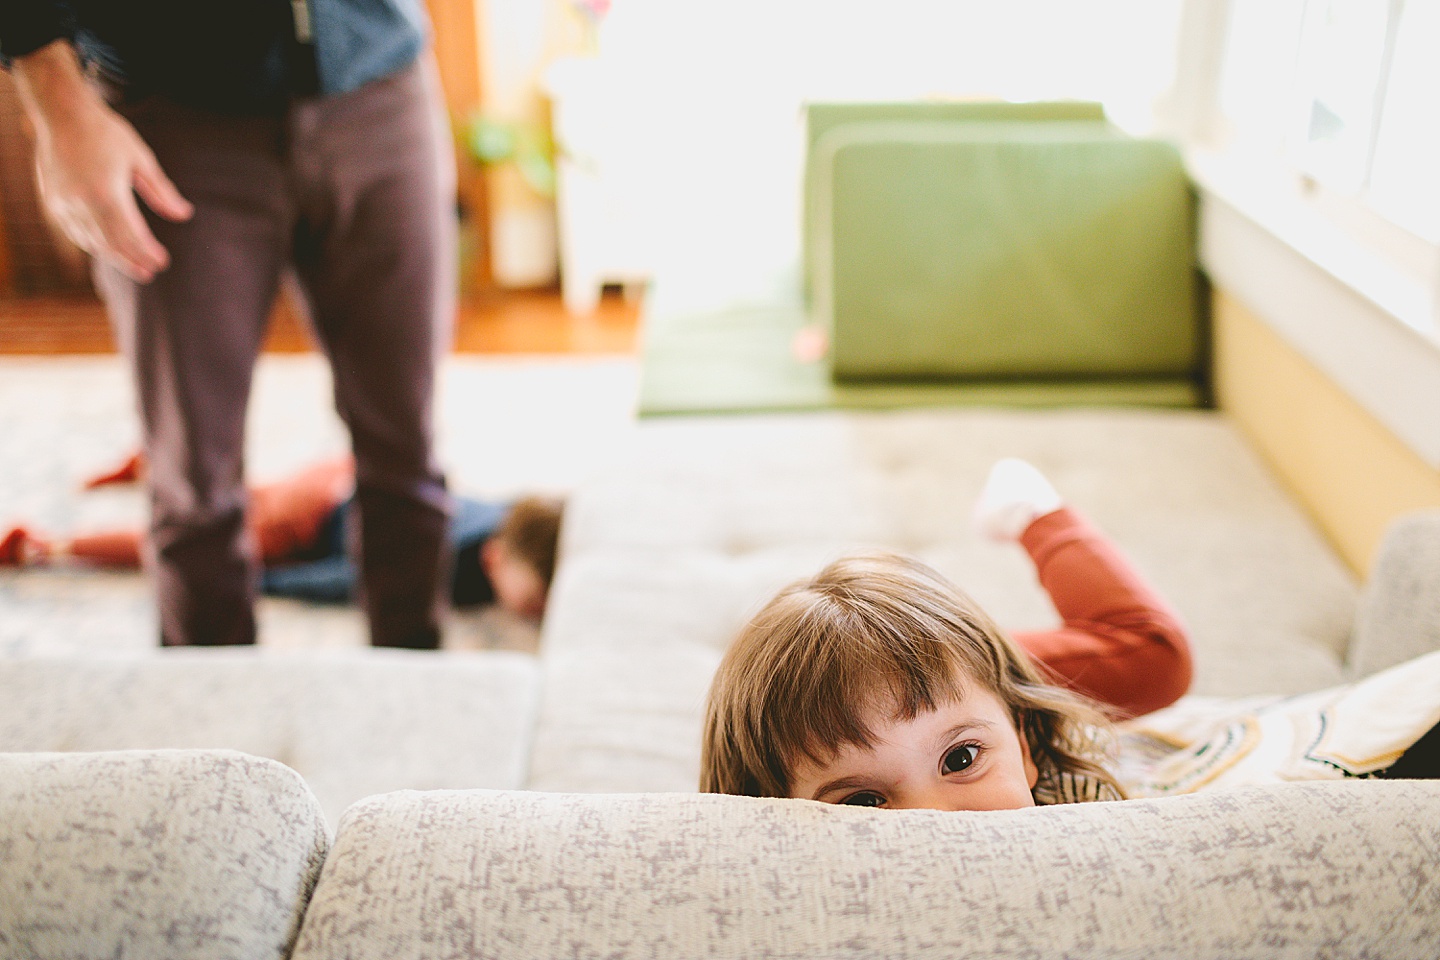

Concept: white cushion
[[0, 749, 328, 960], [533, 408, 1357, 792], [291, 781, 1440, 960]]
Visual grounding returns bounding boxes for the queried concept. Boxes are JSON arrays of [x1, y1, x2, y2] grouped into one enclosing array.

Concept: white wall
[[548, 0, 1190, 298]]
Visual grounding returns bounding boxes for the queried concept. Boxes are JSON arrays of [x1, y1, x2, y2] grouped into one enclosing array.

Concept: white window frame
[[1173, 0, 1440, 467], [1178, 0, 1440, 340]]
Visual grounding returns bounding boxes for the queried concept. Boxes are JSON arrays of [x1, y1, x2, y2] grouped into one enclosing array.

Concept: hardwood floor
[[0, 287, 642, 356], [0, 296, 113, 354], [449, 287, 641, 355]]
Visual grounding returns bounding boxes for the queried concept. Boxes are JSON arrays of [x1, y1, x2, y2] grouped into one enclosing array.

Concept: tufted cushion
[[0, 749, 328, 960], [291, 782, 1440, 960], [531, 407, 1356, 792], [0, 649, 542, 826]]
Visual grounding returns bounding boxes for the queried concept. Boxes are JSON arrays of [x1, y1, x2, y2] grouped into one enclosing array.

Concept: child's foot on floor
[[973, 458, 1063, 542], [82, 450, 144, 489], [0, 526, 49, 566]]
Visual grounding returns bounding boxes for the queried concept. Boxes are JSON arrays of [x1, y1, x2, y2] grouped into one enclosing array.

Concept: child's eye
[[838, 791, 886, 807], [941, 744, 979, 775]]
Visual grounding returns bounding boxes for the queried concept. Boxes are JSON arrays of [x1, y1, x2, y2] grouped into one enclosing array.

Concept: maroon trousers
[[93, 60, 456, 648]]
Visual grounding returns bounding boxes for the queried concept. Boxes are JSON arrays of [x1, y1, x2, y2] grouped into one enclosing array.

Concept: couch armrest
[[0, 749, 329, 960], [292, 782, 1440, 959], [1350, 510, 1440, 677]]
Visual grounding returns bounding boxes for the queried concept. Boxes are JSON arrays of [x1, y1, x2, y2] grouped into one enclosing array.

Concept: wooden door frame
[[425, 0, 494, 293]]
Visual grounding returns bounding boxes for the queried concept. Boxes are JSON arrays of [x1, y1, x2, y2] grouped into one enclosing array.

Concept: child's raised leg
[[975, 459, 1193, 717]]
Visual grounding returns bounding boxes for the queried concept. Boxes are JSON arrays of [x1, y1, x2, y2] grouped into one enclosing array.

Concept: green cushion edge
[[638, 302, 1203, 418]]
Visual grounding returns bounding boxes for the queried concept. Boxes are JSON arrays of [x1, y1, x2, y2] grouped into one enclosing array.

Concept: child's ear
[[1017, 712, 1040, 790]]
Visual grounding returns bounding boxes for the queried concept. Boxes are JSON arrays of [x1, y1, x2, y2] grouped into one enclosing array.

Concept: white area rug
[[0, 354, 640, 656]]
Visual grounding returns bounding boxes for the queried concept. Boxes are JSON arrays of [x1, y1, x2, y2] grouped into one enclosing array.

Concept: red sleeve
[[247, 456, 354, 561], [1012, 507, 1193, 718]]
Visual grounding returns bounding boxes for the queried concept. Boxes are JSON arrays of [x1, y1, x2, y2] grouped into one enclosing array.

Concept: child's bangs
[[783, 602, 967, 771]]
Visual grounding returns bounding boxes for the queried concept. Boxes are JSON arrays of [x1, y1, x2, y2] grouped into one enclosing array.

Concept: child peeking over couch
[[701, 459, 1440, 810], [1, 452, 564, 620]]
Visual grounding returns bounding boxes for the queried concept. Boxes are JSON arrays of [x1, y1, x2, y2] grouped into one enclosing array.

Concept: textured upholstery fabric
[[292, 782, 1440, 960], [0, 649, 541, 826], [1349, 510, 1440, 677], [0, 749, 328, 960], [531, 407, 1356, 792]]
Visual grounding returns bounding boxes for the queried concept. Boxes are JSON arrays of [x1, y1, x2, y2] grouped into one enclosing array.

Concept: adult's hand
[[11, 39, 193, 283]]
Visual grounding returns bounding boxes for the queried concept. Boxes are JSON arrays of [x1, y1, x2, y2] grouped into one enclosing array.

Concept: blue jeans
[[261, 496, 507, 606]]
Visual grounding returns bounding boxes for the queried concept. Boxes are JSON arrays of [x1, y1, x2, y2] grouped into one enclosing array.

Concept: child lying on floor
[[701, 460, 1439, 809], [1, 452, 564, 620]]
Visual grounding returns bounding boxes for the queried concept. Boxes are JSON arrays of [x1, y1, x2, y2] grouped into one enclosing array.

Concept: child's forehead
[[866, 667, 980, 722], [787, 669, 989, 775]]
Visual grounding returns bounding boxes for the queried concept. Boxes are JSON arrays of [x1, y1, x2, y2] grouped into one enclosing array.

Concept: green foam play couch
[[809, 104, 1202, 395], [638, 101, 1206, 415]]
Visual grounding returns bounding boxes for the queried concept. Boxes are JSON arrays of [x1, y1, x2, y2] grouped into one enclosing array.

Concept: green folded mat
[[810, 121, 1199, 382], [801, 101, 1110, 299], [804, 100, 1108, 153], [637, 294, 1204, 417], [637, 103, 1204, 417]]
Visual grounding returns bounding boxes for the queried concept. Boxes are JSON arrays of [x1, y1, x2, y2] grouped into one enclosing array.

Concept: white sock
[[973, 458, 1063, 542]]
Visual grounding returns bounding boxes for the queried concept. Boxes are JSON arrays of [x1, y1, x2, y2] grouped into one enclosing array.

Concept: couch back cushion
[[290, 782, 1440, 960], [0, 749, 328, 960], [0, 649, 542, 827]]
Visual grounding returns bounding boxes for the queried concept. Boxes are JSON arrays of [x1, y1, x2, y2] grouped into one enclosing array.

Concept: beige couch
[[3, 409, 1439, 957], [2, 407, 1364, 804], [4, 750, 1439, 959], [0, 648, 539, 826]]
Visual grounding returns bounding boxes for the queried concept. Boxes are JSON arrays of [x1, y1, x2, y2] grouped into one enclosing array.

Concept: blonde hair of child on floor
[[700, 550, 1123, 810]]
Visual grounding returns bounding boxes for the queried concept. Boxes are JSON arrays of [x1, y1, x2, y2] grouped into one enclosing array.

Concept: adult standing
[[1, 1, 457, 648]]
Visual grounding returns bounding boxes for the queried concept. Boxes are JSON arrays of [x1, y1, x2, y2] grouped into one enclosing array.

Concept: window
[[1219, 0, 1440, 247], [1365, 0, 1440, 243], [1290, 0, 1392, 193]]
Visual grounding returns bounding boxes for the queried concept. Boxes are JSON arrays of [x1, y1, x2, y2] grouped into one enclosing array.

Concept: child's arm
[[1013, 508, 1193, 718], [65, 529, 144, 567], [2, 526, 144, 568]]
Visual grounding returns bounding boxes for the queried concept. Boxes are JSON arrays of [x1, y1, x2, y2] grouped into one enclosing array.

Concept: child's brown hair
[[700, 551, 1122, 802], [495, 496, 565, 586]]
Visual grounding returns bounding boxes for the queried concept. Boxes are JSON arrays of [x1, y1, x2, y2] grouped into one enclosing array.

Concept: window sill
[[1189, 150, 1437, 344], [1189, 148, 1440, 469]]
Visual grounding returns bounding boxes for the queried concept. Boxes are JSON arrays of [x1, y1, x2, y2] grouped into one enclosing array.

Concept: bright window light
[[1217, 0, 1306, 152], [1216, 0, 1438, 264], [1368, 0, 1440, 242], [1290, 0, 1392, 191]]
